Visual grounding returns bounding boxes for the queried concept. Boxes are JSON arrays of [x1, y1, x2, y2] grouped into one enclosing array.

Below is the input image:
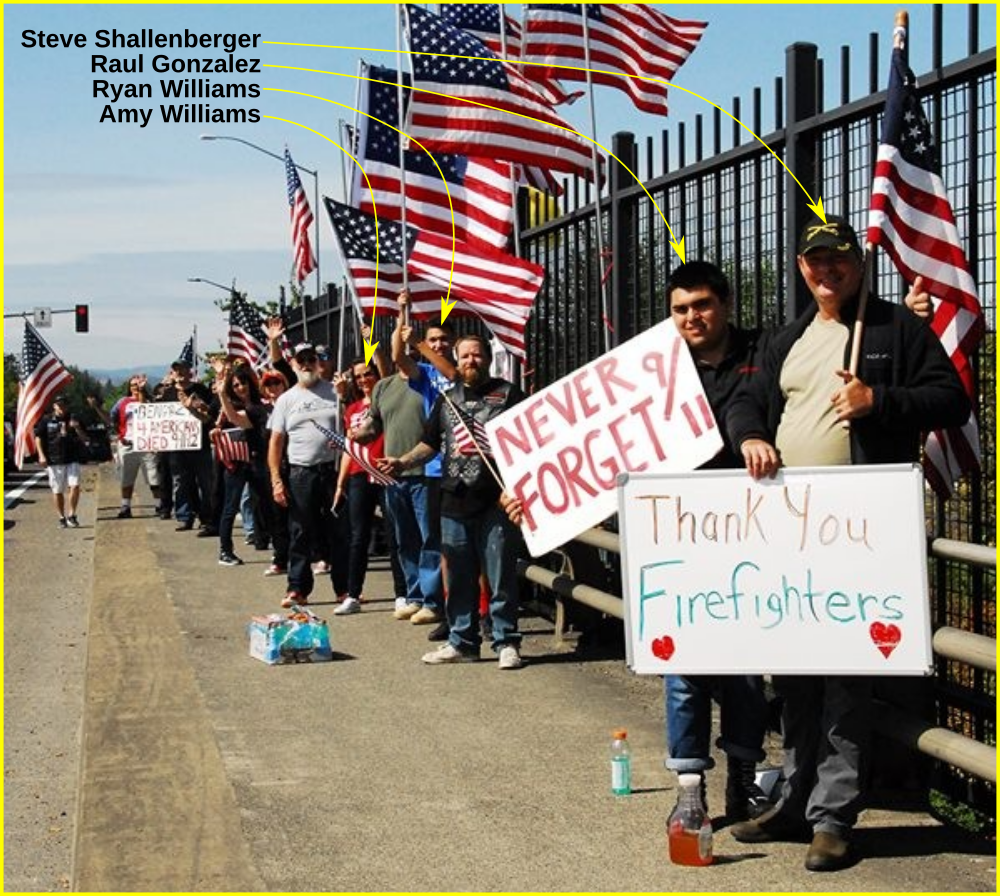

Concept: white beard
[[296, 370, 320, 387]]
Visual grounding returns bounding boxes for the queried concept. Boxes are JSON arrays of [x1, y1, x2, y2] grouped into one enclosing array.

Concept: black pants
[[286, 463, 347, 598]]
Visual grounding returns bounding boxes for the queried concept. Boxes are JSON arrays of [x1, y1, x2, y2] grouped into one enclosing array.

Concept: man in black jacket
[[726, 217, 970, 871], [662, 262, 775, 822]]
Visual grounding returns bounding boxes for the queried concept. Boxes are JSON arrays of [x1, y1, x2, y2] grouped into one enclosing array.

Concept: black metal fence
[[517, 7, 995, 826], [287, 5, 995, 827]]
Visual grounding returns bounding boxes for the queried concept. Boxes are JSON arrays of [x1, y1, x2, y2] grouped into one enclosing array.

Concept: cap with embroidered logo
[[797, 216, 862, 256]]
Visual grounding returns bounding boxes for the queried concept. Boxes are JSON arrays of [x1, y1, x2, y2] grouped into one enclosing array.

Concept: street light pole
[[187, 276, 235, 295], [200, 134, 322, 331]]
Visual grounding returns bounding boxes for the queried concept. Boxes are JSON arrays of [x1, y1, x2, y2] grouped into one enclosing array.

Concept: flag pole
[[500, 6, 525, 390], [192, 324, 199, 378], [396, 4, 411, 326], [581, 4, 612, 354], [850, 11, 908, 377]]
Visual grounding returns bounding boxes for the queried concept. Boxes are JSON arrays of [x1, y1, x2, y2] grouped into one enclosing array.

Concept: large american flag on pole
[[867, 46, 985, 498], [439, 3, 584, 107], [325, 198, 542, 359], [14, 323, 73, 469], [354, 63, 515, 251], [285, 148, 316, 284], [523, 4, 707, 116], [227, 292, 268, 366], [403, 4, 599, 180]]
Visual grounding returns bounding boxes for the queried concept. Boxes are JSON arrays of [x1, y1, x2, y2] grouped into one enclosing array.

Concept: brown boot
[[731, 806, 811, 843], [804, 831, 854, 871]]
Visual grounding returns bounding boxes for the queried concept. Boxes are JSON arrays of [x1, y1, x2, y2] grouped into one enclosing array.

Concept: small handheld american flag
[[446, 402, 492, 457], [310, 419, 397, 488], [214, 427, 251, 469]]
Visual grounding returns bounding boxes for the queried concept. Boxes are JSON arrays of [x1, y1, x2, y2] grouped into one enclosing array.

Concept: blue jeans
[[441, 506, 521, 653], [664, 675, 768, 772], [344, 474, 406, 600], [169, 447, 215, 525], [384, 476, 443, 612]]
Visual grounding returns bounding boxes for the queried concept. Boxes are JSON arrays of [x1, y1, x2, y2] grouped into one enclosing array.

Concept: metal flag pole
[[501, 4, 525, 388], [581, 4, 612, 353], [396, 4, 412, 327], [849, 11, 908, 378]]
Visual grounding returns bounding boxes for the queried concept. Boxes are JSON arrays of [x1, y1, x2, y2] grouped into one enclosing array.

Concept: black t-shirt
[[34, 413, 86, 465]]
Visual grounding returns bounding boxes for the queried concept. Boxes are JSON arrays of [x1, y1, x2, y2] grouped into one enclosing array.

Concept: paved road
[[4, 464, 994, 891]]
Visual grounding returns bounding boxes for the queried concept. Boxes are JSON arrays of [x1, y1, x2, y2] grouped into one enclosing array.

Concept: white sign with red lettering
[[131, 402, 202, 452], [618, 465, 932, 675], [486, 319, 723, 556]]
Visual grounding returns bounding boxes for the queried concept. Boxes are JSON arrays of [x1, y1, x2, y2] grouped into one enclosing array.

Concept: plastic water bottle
[[610, 729, 631, 795], [667, 772, 713, 866]]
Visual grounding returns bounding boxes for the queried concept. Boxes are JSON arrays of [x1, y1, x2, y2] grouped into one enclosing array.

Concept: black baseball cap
[[293, 342, 317, 360], [797, 216, 862, 256]]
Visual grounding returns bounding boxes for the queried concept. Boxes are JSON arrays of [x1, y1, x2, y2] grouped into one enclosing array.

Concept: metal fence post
[[784, 42, 819, 321], [610, 131, 637, 346]]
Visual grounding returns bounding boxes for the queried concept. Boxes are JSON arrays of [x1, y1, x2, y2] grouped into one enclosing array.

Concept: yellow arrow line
[[263, 42, 827, 223], [265, 85, 462, 327], [263, 69, 686, 260]]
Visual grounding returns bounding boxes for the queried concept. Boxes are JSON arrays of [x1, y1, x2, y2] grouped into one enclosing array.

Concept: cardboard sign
[[486, 319, 722, 556], [618, 465, 932, 675], [131, 402, 202, 452]]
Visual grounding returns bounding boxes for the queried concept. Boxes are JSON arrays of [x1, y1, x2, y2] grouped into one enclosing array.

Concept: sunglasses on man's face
[[297, 354, 318, 364]]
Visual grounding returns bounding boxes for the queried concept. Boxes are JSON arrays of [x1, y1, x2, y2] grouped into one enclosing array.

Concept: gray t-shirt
[[268, 381, 340, 466], [370, 375, 429, 476]]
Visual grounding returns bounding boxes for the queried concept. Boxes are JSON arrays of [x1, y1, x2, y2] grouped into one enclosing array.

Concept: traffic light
[[75, 304, 89, 333]]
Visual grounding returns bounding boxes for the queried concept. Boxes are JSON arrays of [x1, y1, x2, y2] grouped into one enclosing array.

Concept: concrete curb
[[72, 465, 263, 891]]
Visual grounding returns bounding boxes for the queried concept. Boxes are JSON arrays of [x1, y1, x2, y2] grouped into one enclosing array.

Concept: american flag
[[176, 335, 196, 370], [439, 3, 584, 107], [355, 63, 515, 251], [523, 4, 707, 115], [445, 399, 492, 457], [325, 198, 542, 359], [227, 292, 268, 366], [403, 4, 599, 180], [285, 148, 316, 284], [310, 419, 397, 488], [14, 323, 73, 469], [867, 47, 985, 498], [214, 426, 251, 469]]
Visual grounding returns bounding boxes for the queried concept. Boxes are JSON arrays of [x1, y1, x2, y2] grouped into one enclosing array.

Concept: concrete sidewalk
[[72, 465, 995, 891]]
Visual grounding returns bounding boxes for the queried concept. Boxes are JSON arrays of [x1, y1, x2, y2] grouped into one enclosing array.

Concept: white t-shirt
[[268, 381, 341, 466]]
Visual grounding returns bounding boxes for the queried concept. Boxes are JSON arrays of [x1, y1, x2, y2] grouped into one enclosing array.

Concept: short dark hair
[[666, 261, 731, 307], [454, 333, 493, 362], [423, 319, 455, 337]]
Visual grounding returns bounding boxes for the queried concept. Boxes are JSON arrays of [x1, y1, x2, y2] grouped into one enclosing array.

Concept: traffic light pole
[[4, 304, 90, 331]]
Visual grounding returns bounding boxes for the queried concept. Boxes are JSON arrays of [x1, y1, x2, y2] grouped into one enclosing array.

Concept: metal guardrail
[[519, 528, 997, 785]]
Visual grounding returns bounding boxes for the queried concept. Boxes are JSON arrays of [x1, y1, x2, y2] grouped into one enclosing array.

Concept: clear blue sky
[[3, 2, 994, 373]]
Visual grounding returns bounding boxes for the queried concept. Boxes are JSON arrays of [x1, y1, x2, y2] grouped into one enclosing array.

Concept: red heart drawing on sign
[[870, 622, 902, 658], [651, 635, 675, 662]]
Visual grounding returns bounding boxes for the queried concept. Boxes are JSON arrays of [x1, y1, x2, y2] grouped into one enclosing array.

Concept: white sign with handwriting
[[131, 402, 202, 452], [486, 319, 722, 557], [618, 465, 932, 675]]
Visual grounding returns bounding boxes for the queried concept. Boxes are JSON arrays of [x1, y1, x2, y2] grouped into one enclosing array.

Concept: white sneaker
[[498, 645, 524, 670], [422, 643, 478, 665], [311, 560, 331, 574], [394, 602, 422, 620], [394, 597, 408, 613], [334, 596, 361, 615]]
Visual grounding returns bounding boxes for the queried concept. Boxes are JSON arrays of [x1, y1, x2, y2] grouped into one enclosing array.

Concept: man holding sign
[[381, 335, 527, 671], [726, 217, 970, 871], [660, 262, 775, 822]]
